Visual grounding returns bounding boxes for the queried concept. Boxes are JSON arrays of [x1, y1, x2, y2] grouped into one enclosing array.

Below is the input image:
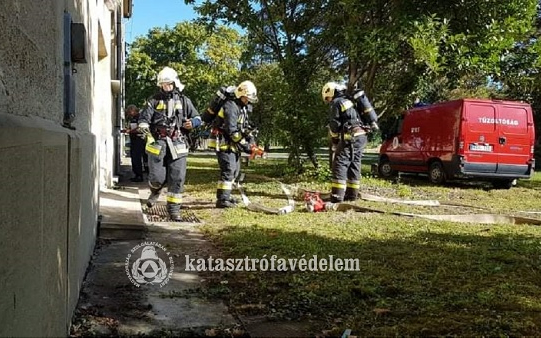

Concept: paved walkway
[[71, 158, 314, 337], [71, 163, 242, 337]]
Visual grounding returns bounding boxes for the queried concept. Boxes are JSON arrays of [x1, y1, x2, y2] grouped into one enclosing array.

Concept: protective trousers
[[147, 139, 187, 217], [216, 151, 240, 205], [130, 136, 146, 177], [331, 135, 367, 202]]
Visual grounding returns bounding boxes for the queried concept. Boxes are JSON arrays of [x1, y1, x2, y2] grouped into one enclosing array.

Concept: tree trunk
[[303, 140, 319, 169]]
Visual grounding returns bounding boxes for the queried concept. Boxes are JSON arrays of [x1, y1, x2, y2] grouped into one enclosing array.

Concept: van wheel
[[492, 179, 514, 190], [428, 162, 446, 184], [378, 159, 396, 178]]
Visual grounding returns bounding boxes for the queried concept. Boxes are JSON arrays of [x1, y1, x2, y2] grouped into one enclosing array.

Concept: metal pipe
[[113, 7, 123, 176]]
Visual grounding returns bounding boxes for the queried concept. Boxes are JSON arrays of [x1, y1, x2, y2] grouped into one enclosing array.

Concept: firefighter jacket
[[139, 89, 201, 141], [209, 99, 252, 152], [328, 96, 364, 142]]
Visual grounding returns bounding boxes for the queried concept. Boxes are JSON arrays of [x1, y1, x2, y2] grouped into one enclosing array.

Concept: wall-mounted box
[[71, 23, 87, 63]]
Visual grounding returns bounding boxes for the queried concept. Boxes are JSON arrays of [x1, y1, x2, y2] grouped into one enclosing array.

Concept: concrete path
[[70, 164, 242, 337], [71, 159, 315, 337]]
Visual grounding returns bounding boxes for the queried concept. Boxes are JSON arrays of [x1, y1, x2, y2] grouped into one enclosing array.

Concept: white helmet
[[321, 82, 346, 102], [157, 66, 185, 92], [234, 80, 258, 103]]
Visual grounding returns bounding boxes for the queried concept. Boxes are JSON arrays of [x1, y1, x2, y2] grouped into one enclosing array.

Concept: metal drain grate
[[142, 204, 202, 223]]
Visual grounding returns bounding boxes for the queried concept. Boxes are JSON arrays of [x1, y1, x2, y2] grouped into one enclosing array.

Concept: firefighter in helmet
[[210, 80, 258, 208], [322, 81, 368, 202], [138, 66, 201, 221]]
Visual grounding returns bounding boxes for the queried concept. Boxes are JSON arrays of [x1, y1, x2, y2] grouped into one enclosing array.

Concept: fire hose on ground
[[232, 176, 541, 225], [235, 173, 295, 215], [298, 188, 541, 225]]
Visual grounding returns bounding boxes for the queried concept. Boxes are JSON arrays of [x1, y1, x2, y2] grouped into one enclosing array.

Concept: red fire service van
[[378, 98, 535, 188]]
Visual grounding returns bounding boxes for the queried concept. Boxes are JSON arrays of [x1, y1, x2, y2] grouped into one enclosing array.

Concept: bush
[[298, 165, 332, 182]]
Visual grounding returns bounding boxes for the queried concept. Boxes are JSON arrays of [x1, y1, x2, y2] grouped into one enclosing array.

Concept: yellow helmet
[[234, 80, 258, 103], [321, 82, 346, 102]]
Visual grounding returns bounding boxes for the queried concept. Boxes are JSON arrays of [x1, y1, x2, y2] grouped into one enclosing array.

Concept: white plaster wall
[[0, 0, 124, 336], [94, 2, 117, 189], [0, 0, 63, 119]]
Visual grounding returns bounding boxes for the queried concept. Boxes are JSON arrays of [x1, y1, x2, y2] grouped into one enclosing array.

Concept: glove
[[138, 128, 150, 140], [137, 126, 150, 135], [137, 123, 151, 140]]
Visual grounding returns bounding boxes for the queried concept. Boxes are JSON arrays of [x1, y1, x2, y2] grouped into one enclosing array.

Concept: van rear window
[[467, 104, 497, 133], [499, 106, 528, 134]]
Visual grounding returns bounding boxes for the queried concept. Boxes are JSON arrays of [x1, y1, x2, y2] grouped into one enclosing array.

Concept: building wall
[[0, 0, 126, 336]]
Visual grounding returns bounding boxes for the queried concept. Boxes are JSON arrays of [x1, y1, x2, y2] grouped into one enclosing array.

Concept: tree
[[495, 7, 541, 166], [188, 0, 339, 169], [125, 21, 245, 110], [404, 1, 538, 99], [184, 0, 539, 168], [322, 0, 538, 117]]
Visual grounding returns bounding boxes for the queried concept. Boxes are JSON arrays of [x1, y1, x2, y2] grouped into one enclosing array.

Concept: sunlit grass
[[184, 154, 541, 336]]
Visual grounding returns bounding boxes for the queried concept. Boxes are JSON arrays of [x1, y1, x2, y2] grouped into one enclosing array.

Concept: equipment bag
[[201, 85, 236, 124]]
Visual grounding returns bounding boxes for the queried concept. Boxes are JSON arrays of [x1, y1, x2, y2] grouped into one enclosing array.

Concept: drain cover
[[143, 204, 202, 223]]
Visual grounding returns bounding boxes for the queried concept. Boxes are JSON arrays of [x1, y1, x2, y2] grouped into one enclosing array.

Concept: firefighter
[[322, 81, 368, 202], [138, 66, 201, 221], [123, 104, 149, 182], [209, 80, 258, 208]]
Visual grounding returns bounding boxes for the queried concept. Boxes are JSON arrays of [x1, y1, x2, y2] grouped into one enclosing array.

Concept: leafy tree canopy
[[125, 21, 245, 111]]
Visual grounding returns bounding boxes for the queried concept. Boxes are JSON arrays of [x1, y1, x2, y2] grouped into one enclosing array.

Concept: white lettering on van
[[478, 117, 519, 126], [410, 127, 420, 133]]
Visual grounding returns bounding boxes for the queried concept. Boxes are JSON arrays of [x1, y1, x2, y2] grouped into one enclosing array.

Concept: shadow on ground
[[203, 224, 541, 337]]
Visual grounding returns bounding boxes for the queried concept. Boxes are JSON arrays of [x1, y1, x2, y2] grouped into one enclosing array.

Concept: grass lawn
[[183, 155, 541, 336]]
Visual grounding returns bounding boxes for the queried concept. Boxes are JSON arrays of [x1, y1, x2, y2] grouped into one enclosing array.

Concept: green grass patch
[[183, 155, 541, 336]]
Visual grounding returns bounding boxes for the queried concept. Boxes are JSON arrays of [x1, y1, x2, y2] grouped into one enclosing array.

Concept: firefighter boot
[[330, 180, 346, 203], [146, 187, 161, 208], [167, 203, 182, 222], [344, 188, 359, 202], [216, 198, 236, 208], [216, 189, 236, 208]]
